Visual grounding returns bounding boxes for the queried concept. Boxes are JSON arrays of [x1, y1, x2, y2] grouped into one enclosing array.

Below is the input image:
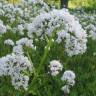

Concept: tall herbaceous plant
[[0, 0, 87, 95]]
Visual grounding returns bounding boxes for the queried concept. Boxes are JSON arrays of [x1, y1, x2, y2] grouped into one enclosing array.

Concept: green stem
[[28, 28, 59, 91], [28, 33, 55, 90], [38, 33, 55, 74], [26, 50, 37, 76]]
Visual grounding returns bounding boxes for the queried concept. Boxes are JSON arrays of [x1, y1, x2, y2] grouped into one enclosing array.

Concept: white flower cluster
[[13, 45, 24, 55], [61, 70, 76, 94], [0, 20, 7, 35], [73, 9, 96, 40], [49, 60, 76, 94], [4, 37, 35, 51], [28, 9, 87, 56], [0, 0, 88, 92], [1, 38, 34, 90], [0, 52, 33, 90], [49, 60, 63, 76], [4, 39, 14, 46], [0, 0, 49, 36], [16, 38, 35, 49], [17, 24, 24, 35]]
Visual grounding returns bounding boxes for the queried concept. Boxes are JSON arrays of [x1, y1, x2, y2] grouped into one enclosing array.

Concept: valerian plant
[[0, 0, 88, 95]]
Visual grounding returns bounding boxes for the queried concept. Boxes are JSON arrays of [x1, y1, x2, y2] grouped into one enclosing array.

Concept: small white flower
[[49, 60, 63, 76], [4, 39, 14, 46], [61, 70, 75, 86], [0, 20, 6, 35], [13, 45, 24, 55], [16, 38, 35, 49], [17, 24, 24, 35]]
